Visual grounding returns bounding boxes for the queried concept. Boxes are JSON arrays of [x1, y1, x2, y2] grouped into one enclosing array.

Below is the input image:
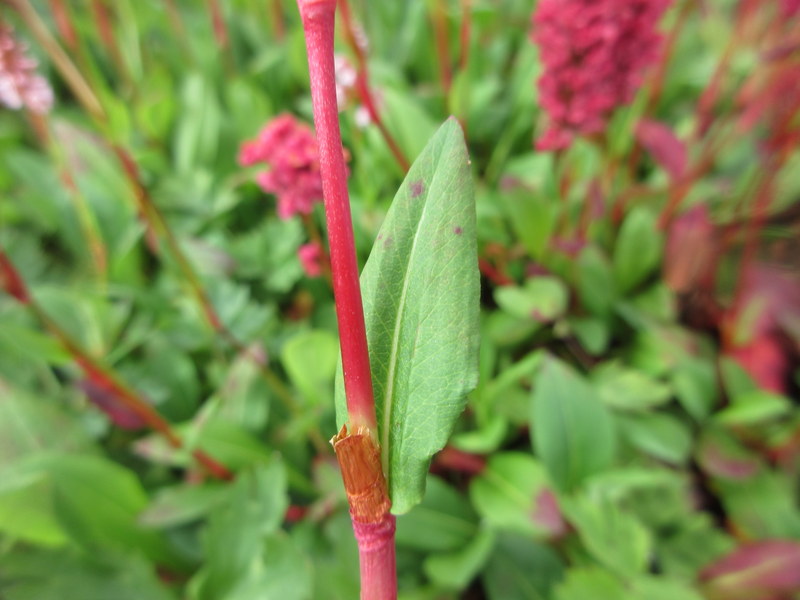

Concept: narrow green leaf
[[531, 357, 617, 491], [618, 413, 693, 465], [563, 495, 652, 577], [469, 452, 554, 537], [613, 208, 662, 294], [494, 276, 568, 323], [396, 476, 478, 552], [282, 330, 339, 406], [591, 361, 672, 411], [0, 549, 175, 600], [577, 245, 617, 317], [423, 528, 495, 590], [337, 118, 480, 514], [481, 534, 564, 600]]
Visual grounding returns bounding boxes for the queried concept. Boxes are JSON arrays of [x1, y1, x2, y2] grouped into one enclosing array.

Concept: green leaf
[[423, 528, 495, 590], [577, 245, 616, 317], [531, 357, 617, 491], [672, 358, 718, 421], [0, 549, 175, 600], [494, 276, 568, 323], [618, 412, 693, 465], [223, 533, 312, 600], [554, 568, 631, 600], [629, 577, 704, 600], [469, 452, 554, 537], [563, 494, 652, 577], [139, 483, 227, 529], [481, 534, 564, 600], [0, 382, 95, 464], [396, 476, 478, 552], [192, 458, 289, 600], [282, 330, 339, 406], [568, 316, 610, 356], [336, 119, 480, 514], [0, 454, 177, 566], [500, 186, 556, 260], [591, 361, 672, 411], [613, 208, 662, 294], [715, 390, 792, 426]]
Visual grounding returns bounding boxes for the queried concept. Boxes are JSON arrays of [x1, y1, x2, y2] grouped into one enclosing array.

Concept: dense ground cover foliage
[[1, 0, 800, 598]]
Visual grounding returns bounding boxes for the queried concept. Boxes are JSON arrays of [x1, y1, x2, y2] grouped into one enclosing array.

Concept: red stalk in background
[[297, 1, 396, 598], [337, 0, 410, 172], [431, 0, 453, 100], [0, 250, 232, 481]]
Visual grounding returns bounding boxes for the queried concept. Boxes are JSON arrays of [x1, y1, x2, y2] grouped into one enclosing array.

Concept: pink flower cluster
[[531, 0, 671, 150], [298, 242, 324, 277], [0, 25, 54, 115], [239, 114, 325, 220]]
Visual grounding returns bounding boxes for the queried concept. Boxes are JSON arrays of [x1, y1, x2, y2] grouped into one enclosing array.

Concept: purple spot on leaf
[[454, 226, 463, 235], [410, 180, 424, 198], [383, 236, 393, 249]]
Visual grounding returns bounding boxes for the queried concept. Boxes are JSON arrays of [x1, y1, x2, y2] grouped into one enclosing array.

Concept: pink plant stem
[[297, 0, 377, 432], [297, 2, 396, 598]]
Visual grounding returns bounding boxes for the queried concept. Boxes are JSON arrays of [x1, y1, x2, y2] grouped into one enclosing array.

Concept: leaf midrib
[[380, 151, 446, 475]]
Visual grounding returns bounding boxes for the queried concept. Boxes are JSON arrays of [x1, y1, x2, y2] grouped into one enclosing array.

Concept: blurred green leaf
[[613, 208, 662, 294], [423, 528, 495, 590], [469, 452, 554, 537], [715, 390, 792, 427], [396, 476, 478, 553], [481, 534, 564, 600], [592, 361, 672, 411], [554, 567, 630, 600], [495, 276, 568, 323], [192, 458, 289, 600], [282, 330, 338, 406], [618, 412, 693, 465], [531, 357, 617, 491], [577, 245, 617, 317], [672, 358, 718, 421], [564, 494, 652, 577], [0, 549, 175, 600]]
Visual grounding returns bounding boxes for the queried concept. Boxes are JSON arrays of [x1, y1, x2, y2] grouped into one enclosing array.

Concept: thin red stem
[[431, 0, 453, 98], [0, 249, 232, 481], [337, 0, 410, 172], [298, 0, 377, 433]]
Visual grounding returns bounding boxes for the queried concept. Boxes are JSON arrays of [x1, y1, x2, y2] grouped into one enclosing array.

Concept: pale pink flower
[[531, 0, 671, 150], [0, 25, 54, 115], [334, 53, 357, 111], [298, 242, 324, 277]]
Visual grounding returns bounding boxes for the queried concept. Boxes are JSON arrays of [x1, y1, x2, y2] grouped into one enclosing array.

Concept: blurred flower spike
[[239, 113, 349, 220], [0, 24, 54, 115], [298, 242, 325, 278], [531, 0, 671, 150]]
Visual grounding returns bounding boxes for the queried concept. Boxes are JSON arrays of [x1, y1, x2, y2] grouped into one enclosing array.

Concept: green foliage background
[[1, 1, 799, 599]]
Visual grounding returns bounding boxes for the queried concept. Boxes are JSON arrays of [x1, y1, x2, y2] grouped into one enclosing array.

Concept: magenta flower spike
[[531, 0, 671, 150]]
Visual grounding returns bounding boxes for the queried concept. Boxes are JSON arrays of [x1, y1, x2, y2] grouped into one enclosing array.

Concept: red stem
[[458, 0, 471, 72], [353, 519, 398, 598], [297, 0, 377, 433], [298, 3, 396, 598], [431, 0, 453, 98], [0, 249, 232, 481], [48, 0, 78, 50], [337, 0, 410, 172]]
